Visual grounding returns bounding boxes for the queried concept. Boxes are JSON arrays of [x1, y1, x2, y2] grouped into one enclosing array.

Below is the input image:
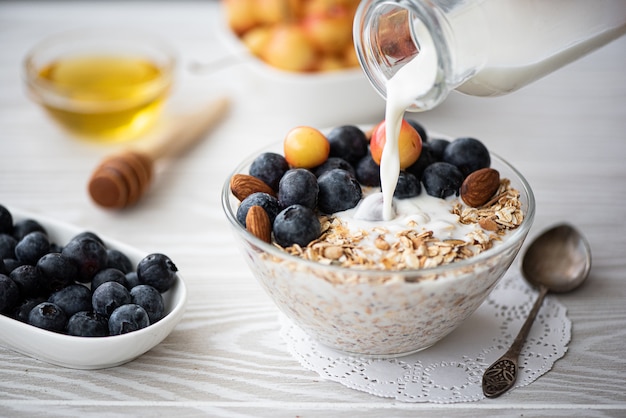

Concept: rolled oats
[[280, 179, 523, 277]]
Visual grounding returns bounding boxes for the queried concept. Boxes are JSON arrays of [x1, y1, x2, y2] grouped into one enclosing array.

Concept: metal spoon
[[482, 223, 592, 398]]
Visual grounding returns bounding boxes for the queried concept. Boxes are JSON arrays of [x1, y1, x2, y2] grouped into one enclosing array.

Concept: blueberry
[[406, 119, 428, 142], [278, 168, 318, 209], [71, 231, 105, 247], [10, 264, 46, 298], [130, 284, 164, 324], [0, 274, 20, 313], [0, 258, 6, 276], [326, 125, 368, 165], [92, 281, 131, 317], [92, 267, 128, 291], [273, 205, 321, 248], [428, 138, 450, 161], [312, 157, 356, 178], [15, 231, 49, 265], [0, 233, 17, 259], [66, 311, 109, 337], [249, 152, 289, 191], [0, 205, 13, 235], [422, 162, 464, 198], [125, 271, 140, 289], [443, 137, 490, 177], [236, 192, 281, 228], [406, 144, 436, 179], [49, 284, 92, 317], [108, 304, 149, 335], [62, 235, 108, 283], [106, 249, 133, 274], [317, 169, 362, 214], [13, 297, 46, 323], [3, 258, 22, 273], [36, 252, 78, 292], [12, 219, 46, 241], [137, 253, 178, 293], [28, 302, 67, 333], [394, 171, 421, 199], [355, 153, 381, 187]]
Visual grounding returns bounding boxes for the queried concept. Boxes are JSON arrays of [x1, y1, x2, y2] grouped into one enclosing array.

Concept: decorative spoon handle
[[482, 284, 549, 398]]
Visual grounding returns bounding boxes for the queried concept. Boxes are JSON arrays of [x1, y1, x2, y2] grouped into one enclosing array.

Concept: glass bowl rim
[[222, 135, 536, 280]]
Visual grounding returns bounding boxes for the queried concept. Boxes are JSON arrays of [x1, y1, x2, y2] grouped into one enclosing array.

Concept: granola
[[278, 179, 523, 271]]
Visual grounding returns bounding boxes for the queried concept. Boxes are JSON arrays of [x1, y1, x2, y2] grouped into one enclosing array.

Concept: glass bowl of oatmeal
[[222, 137, 535, 357]]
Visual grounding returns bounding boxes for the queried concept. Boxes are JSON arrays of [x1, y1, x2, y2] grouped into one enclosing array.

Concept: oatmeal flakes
[[402, 251, 421, 269], [375, 235, 391, 251], [399, 235, 413, 250], [423, 255, 443, 269], [427, 245, 440, 257], [443, 251, 457, 264], [372, 226, 389, 236], [323, 245, 344, 260], [274, 180, 523, 275]]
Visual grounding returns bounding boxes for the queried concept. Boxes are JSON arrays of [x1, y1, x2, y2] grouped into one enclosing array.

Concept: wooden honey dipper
[[88, 96, 230, 209]]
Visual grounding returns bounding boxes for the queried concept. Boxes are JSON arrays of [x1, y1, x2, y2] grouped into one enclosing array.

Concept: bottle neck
[[354, 0, 487, 112]]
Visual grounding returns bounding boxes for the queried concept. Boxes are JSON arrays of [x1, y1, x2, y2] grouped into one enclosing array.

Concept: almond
[[245, 205, 272, 243], [460, 168, 500, 207], [230, 174, 276, 201]]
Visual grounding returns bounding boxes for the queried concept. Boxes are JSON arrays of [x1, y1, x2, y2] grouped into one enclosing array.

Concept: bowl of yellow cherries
[[219, 0, 385, 125]]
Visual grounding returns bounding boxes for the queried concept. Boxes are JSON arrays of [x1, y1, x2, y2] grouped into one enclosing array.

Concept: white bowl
[[0, 208, 187, 369], [215, 22, 386, 126]]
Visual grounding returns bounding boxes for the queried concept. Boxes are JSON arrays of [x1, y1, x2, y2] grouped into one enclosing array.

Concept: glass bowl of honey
[[23, 28, 176, 142]]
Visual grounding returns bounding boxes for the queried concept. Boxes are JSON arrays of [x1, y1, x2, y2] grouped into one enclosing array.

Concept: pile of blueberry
[[235, 121, 491, 248], [0, 204, 178, 337]]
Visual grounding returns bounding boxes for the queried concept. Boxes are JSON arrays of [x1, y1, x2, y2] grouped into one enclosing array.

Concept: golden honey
[[34, 55, 171, 141]]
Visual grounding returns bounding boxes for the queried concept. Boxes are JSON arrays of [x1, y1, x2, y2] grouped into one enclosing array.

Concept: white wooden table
[[1, 1, 625, 416]]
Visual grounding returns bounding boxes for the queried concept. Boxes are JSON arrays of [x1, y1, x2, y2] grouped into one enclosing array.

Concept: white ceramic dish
[[215, 22, 386, 126], [0, 208, 187, 369]]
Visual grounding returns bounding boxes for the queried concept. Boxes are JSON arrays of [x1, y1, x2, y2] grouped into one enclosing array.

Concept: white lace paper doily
[[280, 270, 571, 403]]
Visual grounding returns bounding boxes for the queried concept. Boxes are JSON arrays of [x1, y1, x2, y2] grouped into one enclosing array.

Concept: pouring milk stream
[[380, 23, 436, 221]]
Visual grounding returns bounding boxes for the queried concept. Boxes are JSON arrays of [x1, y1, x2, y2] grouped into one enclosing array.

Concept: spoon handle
[[482, 284, 549, 398]]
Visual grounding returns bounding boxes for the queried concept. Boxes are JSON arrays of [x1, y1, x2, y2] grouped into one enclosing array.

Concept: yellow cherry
[[284, 126, 330, 168]]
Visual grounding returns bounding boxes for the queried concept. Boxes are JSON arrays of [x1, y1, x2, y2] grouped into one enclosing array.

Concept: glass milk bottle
[[353, 0, 626, 112]]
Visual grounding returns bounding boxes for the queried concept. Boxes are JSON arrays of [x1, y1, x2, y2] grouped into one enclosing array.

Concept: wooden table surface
[[1, 1, 625, 417]]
